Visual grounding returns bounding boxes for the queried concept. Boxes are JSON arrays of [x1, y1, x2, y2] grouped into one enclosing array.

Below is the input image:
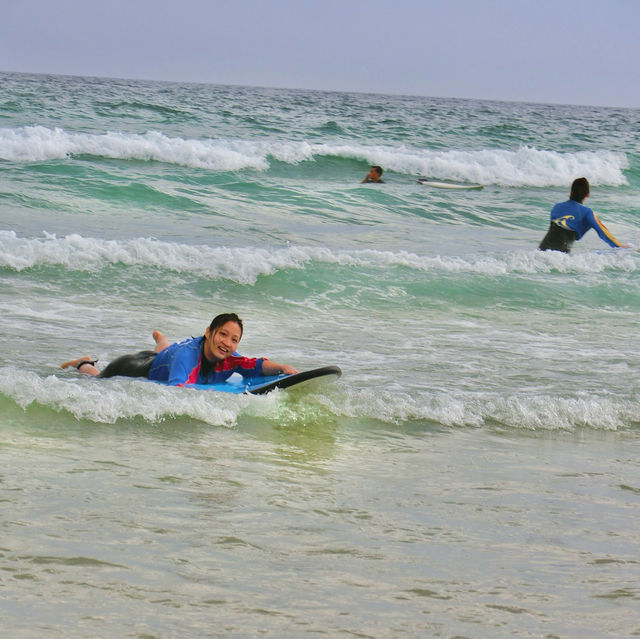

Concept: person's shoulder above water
[[361, 165, 384, 183], [550, 198, 591, 222]]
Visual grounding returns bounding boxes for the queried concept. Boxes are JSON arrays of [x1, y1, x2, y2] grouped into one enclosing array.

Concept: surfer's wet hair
[[570, 177, 590, 202], [371, 165, 383, 176], [209, 313, 243, 337]]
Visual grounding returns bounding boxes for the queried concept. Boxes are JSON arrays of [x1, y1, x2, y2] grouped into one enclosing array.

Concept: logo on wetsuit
[[554, 215, 575, 230]]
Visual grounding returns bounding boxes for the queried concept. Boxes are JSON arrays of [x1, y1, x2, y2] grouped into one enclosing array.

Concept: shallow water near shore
[[1, 72, 640, 637]]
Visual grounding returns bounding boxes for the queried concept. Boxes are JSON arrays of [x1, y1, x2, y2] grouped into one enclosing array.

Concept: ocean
[[1, 71, 639, 638]]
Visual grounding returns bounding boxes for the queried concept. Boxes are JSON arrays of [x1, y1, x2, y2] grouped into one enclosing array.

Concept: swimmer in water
[[361, 165, 384, 183]]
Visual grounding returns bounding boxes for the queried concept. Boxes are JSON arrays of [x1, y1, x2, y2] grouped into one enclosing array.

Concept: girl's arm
[[261, 359, 299, 376]]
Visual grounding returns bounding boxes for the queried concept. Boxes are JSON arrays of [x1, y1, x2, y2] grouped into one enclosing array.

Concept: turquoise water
[[1, 72, 640, 637]]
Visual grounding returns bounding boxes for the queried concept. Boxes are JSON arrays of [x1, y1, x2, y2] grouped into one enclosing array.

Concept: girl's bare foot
[[60, 357, 100, 375], [61, 356, 94, 369], [152, 330, 170, 352]]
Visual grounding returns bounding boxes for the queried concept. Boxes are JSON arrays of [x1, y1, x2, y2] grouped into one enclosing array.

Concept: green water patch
[[0, 392, 219, 435], [4, 265, 179, 313], [171, 250, 640, 316], [93, 99, 196, 123], [475, 122, 539, 147], [312, 119, 348, 136], [16, 159, 213, 215], [264, 154, 374, 181], [238, 396, 341, 463], [621, 153, 640, 188], [0, 395, 97, 434], [79, 178, 204, 212], [0, 99, 25, 116]]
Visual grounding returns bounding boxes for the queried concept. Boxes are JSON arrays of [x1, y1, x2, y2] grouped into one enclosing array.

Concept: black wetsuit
[[99, 350, 156, 379], [538, 223, 578, 253]]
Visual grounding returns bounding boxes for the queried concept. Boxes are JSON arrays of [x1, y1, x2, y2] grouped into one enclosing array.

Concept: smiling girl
[[61, 312, 298, 386]]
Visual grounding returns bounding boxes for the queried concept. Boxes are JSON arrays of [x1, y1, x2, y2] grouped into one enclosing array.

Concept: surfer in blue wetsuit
[[538, 177, 629, 253], [361, 165, 384, 183], [61, 312, 298, 386]]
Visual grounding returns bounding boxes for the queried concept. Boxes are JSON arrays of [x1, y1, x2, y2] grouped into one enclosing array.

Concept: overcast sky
[[2, 0, 639, 108]]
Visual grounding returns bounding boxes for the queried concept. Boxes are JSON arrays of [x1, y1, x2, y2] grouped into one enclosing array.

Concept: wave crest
[[2, 231, 638, 282], [0, 125, 629, 186], [0, 367, 248, 426], [322, 387, 634, 431], [1, 367, 633, 431]]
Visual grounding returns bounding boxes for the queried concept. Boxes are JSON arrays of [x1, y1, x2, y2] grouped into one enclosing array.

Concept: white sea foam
[[2, 230, 638, 282], [0, 125, 629, 186], [1, 367, 632, 431], [319, 143, 629, 187], [323, 387, 634, 431], [0, 126, 270, 171], [0, 367, 258, 426]]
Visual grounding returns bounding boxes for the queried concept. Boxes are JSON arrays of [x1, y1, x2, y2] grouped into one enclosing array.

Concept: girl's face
[[204, 321, 242, 361]]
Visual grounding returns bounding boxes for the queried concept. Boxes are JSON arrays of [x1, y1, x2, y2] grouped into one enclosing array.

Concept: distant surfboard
[[417, 178, 483, 190], [173, 366, 342, 395]]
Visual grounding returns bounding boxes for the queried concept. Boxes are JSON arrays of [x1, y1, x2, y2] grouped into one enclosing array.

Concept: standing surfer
[[538, 177, 629, 253]]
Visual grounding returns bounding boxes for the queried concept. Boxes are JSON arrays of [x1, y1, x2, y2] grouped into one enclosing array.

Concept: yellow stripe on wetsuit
[[593, 213, 622, 247]]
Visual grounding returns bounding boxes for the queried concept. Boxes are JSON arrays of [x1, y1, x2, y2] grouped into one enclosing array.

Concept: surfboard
[[417, 178, 483, 190], [184, 366, 342, 395]]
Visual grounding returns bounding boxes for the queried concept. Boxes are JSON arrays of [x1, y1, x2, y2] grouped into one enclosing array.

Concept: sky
[[2, 0, 640, 108]]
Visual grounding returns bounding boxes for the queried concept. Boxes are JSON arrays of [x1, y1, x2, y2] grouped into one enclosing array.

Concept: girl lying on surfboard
[[61, 312, 298, 386]]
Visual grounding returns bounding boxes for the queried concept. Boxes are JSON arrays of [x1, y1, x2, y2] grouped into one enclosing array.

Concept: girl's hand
[[279, 365, 299, 375]]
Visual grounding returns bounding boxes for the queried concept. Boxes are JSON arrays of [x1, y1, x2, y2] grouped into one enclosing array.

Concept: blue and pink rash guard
[[549, 200, 623, 248], [147, 335, 265, 386]]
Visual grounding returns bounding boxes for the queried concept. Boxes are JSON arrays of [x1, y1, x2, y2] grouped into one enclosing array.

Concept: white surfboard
[[417, 178, 483, 190]]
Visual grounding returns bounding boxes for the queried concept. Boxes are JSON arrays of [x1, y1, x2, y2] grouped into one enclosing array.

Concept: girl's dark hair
[[570, 177, 590, 202], [209, 313, 243, 337]]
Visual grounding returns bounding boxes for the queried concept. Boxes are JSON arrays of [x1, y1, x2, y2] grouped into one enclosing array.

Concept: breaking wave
[[0, 125, 629, 186]]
